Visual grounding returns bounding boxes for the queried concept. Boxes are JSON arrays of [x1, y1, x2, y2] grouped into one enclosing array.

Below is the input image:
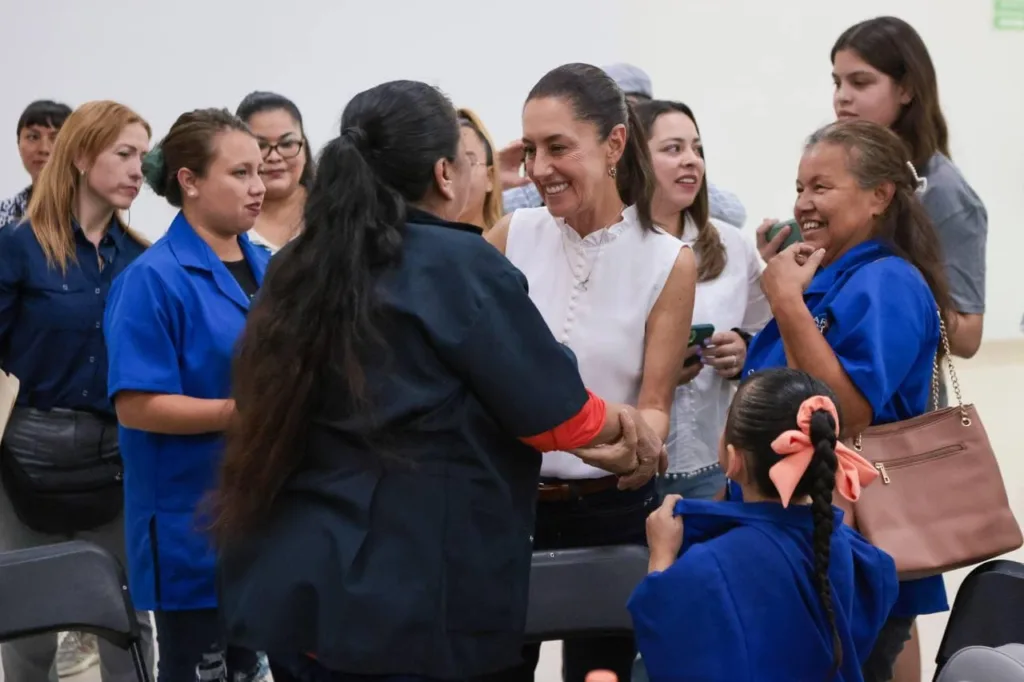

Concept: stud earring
[[607, 167, 617, 178]]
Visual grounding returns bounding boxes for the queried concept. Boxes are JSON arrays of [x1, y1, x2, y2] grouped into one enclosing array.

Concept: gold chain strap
[[936, 311, 971, 427], [854, 310, 970, 451]]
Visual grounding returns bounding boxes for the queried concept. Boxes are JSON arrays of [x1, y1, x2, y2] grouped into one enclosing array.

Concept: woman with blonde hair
[[0, 100, 155, 682], [457, 107, 503, 230]]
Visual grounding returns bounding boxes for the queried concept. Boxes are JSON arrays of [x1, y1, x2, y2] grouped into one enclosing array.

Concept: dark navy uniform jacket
[[218, 209, 591, 679]]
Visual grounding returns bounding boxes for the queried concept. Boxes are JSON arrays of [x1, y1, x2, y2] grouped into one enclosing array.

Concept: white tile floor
[[4, 339, 1022, 682]]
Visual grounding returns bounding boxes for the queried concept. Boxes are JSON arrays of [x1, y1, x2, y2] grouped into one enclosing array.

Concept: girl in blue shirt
[[629, 367, 898, 682], [104, 108, 269, 682], [744, 119, 954, 682]]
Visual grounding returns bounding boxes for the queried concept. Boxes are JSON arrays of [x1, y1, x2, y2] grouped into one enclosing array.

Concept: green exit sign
[[995, 0, 1024, 29]]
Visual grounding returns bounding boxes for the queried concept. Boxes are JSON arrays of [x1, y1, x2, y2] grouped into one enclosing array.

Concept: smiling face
[[521, 96, 625, 220], [647, 111, 704, 214], [80, 122, 150, 210], [832, 49, 910, 128], [246, 108, 306, 200], [794, 141, 892, 264]]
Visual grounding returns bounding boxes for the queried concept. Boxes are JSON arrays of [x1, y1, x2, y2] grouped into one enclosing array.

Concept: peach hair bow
[[769, 395, 879, 508]]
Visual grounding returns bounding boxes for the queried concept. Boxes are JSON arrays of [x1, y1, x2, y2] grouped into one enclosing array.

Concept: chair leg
[[130, 642, 152, 682]]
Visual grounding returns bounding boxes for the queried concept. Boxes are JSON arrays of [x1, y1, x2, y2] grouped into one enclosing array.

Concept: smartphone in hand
[[685, 324, 715, 367], [767, 219, 803, 252]]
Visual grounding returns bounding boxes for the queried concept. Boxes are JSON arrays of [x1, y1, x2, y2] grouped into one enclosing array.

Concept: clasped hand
[[573, 408, 666, 490]]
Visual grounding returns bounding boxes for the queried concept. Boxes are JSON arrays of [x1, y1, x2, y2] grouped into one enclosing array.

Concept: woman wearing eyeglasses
[[456, 108, 504, 232], [235, 92, 315, 254]]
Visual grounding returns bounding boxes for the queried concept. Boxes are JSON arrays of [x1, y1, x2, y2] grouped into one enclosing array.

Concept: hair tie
[[141, 146, 166, 187], [767, 395, 880, 508], [341, 126, 369, 152], [906, 160, 928, 195]]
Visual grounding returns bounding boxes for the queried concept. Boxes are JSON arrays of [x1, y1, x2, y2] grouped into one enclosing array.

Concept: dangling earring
[[608, 167, 617, 179]]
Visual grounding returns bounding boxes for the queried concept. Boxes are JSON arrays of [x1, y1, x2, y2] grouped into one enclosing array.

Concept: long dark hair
[[634, 99, 726, 281], [212, 80, 462, 540], [806, 120, 953, 330], [831, 16, 949, 170], [725, 368, 845, 677], [527, 63, 656, 231], [236, 91, 316, 191]]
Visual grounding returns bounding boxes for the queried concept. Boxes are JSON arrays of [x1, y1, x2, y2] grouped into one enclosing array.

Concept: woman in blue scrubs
[[103, 108, 270, 682], [742, 119, 953, 682]]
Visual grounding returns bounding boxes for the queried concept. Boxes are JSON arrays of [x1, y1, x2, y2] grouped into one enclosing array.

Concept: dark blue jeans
[[153, 609, 260, 682], [478, 482, 657, 682]]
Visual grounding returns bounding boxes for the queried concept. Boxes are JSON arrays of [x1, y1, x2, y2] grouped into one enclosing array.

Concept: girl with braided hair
[[629, 368, 897, 682]]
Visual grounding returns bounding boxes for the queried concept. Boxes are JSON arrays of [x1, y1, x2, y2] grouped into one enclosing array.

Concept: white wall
[[1, 0, 1021, 338], [620, 0, 1024, 339]]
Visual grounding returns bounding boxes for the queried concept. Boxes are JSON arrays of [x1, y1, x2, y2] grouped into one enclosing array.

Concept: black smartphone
[[685, 324, 715, 366], [766, 218, 803, 252]]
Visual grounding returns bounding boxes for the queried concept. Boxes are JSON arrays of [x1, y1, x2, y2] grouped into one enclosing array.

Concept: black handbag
[[0, 447, 124, 534], [0, 407, 125, 535]]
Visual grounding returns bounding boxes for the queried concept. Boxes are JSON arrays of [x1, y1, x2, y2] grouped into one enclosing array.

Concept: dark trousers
[[153, 609, 260, 682], [479, 482, 656, 682], [270, 656, 450, 682]]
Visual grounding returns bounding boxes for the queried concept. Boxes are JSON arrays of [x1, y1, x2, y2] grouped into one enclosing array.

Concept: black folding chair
[[0, 540, 151, 682], [934, 559, 1024, 677], [524, 545, 649, 642]]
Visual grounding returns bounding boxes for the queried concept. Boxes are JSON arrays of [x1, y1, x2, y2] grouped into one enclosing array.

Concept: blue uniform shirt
[[742, 239, 946, 618], [0, 218, 146, 415], [104, 211, 269, 611], [629, 498, 898, 682]]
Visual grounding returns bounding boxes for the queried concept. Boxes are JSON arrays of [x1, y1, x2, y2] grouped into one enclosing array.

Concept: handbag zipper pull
[[874, 462, 891, 485]]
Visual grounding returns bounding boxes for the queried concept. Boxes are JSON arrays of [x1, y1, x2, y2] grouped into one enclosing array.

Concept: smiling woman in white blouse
[[636, 100, 771, 500], [485, 64, 696, 682]]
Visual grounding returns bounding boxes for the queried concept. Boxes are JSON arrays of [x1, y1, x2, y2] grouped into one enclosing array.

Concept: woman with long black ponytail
[[213, 80, 667, 682], [629, 368, 898, 682]]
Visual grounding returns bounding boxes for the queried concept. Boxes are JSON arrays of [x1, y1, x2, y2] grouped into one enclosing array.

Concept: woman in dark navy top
[[104, 108, 270, 682], [0, 100, 155, 682], [742, 120, 954, 682], [212, 80, 665, 682]]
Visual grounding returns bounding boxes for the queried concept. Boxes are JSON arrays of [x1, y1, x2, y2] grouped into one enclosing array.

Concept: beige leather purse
[[840, 314, 1022, 580]]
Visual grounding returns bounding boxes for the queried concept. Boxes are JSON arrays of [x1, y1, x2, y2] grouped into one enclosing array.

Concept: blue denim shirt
[[0, 217, 146, 415]]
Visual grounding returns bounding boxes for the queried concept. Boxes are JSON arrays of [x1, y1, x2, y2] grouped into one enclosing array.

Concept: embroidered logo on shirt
[[814, 314, 830, 335]]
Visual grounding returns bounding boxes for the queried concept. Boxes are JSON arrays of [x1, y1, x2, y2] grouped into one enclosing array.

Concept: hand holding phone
[[684, 324, 715, 367], [766, 219, 803, 253]]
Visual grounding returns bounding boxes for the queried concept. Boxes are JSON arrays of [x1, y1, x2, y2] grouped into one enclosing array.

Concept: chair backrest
[[0, 540, 140, 649], [936, 560, 1024, 670], [935, 643, 1024, 682], [525, 545, 648, 642]]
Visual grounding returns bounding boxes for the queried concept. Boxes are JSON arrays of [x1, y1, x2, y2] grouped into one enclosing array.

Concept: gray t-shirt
[[920, 153, 987, 408], [920, 153, 987, 315]]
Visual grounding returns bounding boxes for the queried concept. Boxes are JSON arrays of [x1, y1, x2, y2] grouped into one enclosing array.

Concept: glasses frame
[[259, 138, 305, 160]]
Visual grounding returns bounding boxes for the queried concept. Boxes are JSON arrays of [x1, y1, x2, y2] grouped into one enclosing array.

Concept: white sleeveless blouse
[[506, 205, 685, 479]]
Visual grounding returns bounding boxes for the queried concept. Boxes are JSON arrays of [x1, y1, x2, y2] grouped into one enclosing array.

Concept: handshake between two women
[[571, 405, 668, 490]]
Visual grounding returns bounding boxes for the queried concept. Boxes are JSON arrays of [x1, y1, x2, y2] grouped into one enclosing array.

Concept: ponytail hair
[[724, 368, 845, 677], [634, 99, 726, 281], [807, 408, 843, 678], [527, 62, 656, 231], [212, 80, 461, 541]]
